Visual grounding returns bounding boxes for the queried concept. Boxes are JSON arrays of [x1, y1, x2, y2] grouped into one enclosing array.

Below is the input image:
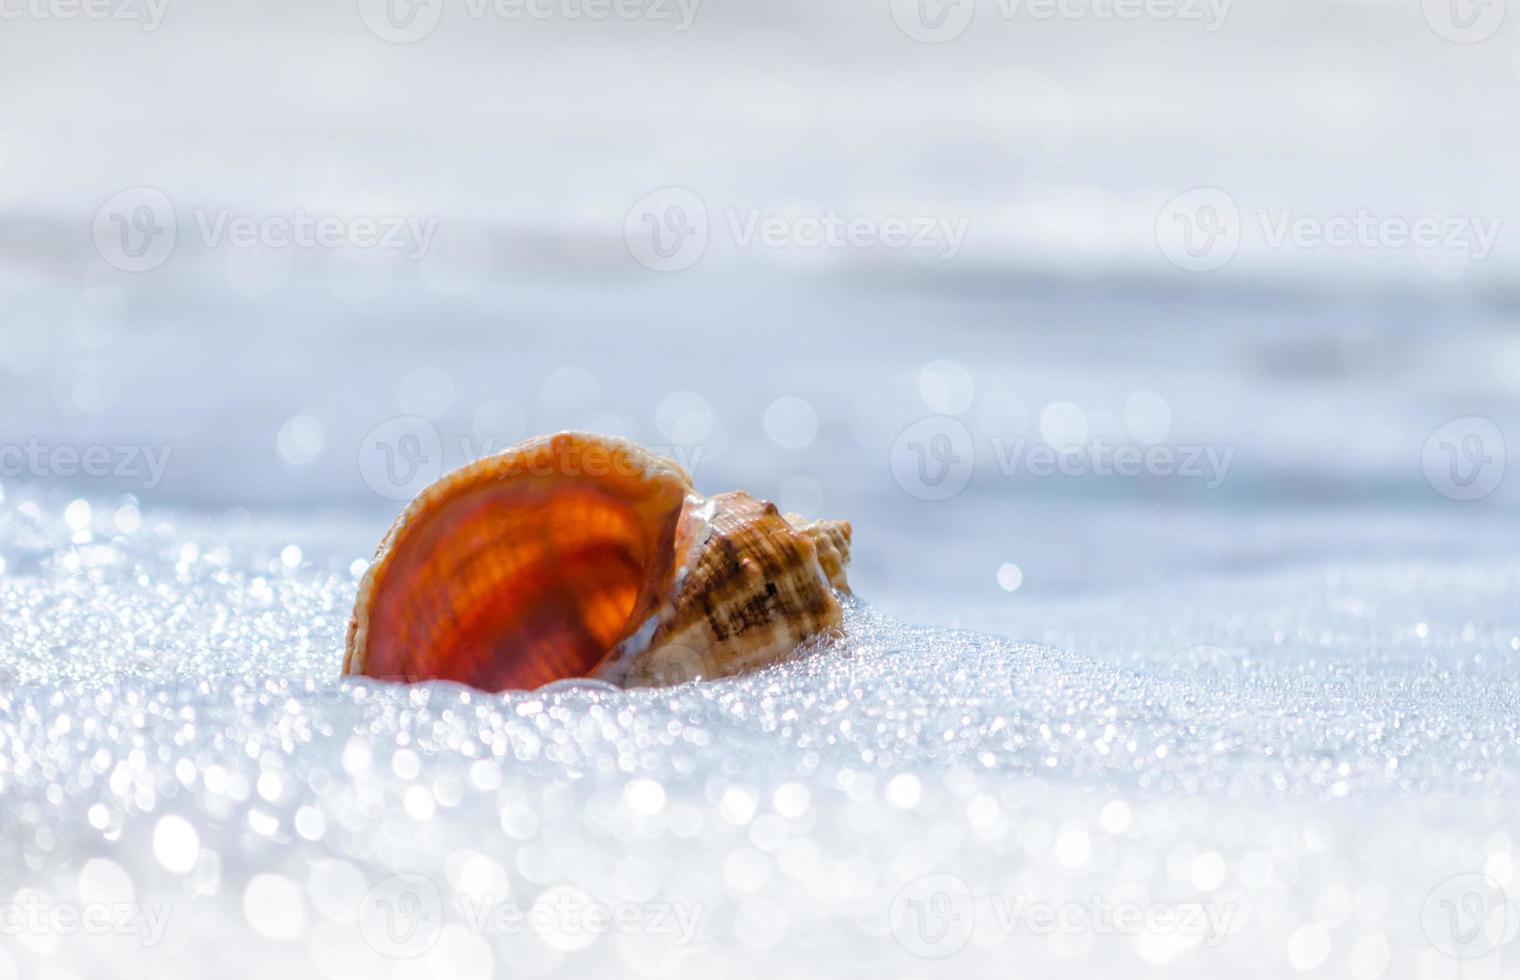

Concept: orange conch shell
[[344, 432, 852, 691]]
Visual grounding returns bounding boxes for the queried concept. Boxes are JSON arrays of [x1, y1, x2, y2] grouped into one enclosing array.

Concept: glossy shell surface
[[345, 432, 851, 691]]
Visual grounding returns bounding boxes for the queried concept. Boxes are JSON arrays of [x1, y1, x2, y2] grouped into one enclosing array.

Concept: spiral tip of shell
[[788, 515, 852, 593]]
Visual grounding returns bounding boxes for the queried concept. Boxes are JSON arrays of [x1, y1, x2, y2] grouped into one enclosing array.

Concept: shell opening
[[346, 434, 690, 691]]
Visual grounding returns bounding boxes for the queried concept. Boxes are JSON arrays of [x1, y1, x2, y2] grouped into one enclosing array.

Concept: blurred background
[[1, 0, 1517, 630], [4, 5, 1520, 979]]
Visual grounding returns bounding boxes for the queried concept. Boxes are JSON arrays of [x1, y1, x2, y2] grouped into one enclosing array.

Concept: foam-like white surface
[[2, 497, 1517, 978]]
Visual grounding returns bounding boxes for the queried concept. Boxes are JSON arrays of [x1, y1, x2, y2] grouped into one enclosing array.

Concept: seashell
[[344, 432, 852, 691]]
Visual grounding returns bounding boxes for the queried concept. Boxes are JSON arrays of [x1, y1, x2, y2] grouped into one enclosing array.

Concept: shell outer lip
[[344, 431, 693, 682]]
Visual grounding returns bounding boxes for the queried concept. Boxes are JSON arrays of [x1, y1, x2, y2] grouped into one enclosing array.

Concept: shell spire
[[344, 432, 852, 691]]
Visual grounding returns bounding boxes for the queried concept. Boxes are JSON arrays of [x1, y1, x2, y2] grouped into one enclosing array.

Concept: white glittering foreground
[[1, 499, 1518, 979]]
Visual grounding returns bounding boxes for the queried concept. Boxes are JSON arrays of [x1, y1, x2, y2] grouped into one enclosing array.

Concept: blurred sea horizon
[[2, 0, 1518, 626]]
